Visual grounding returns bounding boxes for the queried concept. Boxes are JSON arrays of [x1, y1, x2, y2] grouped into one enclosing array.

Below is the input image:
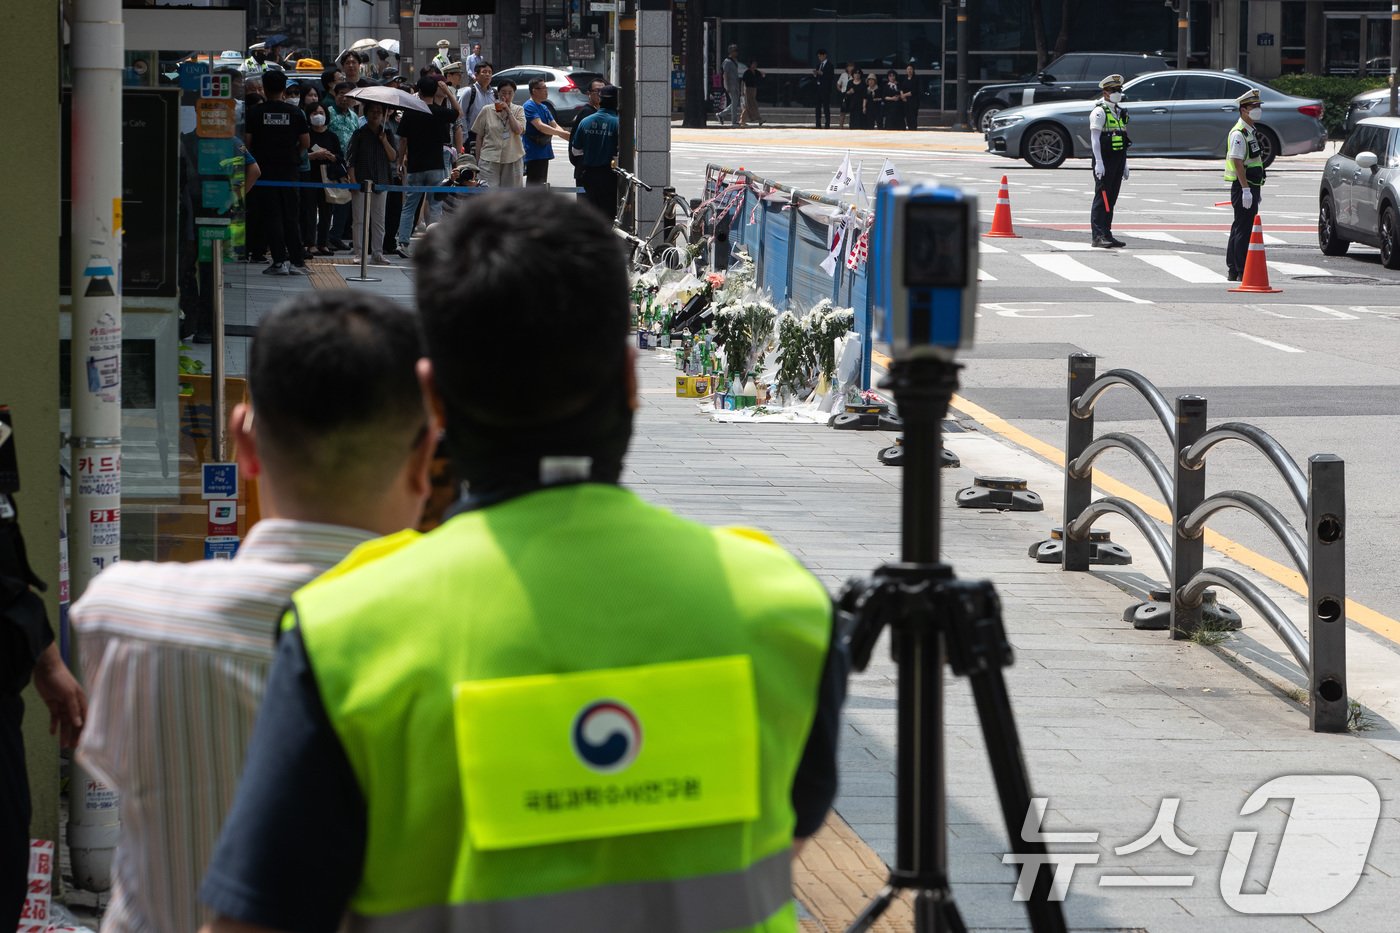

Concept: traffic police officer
[[243, 41, 268, 76], [1090, 73, 1130, 248], [1225, 87, 1267, 281], [198, 190, 844, 933], [1086, 72, 1131, 246], [573, 85, 621, 218], [432, 39, 454, 72]]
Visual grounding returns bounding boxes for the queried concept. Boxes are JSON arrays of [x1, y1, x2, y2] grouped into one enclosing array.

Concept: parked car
[[490, 66, 606, 127], [1318, 116, 1400, 267], [984, 69, 1326, 169], [1343, 86, 1397, 135], [969, 52, 1170, 134]]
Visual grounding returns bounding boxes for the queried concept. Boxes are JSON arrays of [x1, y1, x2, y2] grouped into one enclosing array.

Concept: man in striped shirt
[[72, 291, 436, 933]]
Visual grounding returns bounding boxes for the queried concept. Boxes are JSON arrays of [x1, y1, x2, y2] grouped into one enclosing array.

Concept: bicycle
[[611, 165, 705, 274]]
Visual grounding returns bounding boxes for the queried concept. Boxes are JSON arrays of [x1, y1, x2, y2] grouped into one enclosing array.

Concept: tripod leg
[[967, 663, 1068, 933], [846, 884, 897, 933]]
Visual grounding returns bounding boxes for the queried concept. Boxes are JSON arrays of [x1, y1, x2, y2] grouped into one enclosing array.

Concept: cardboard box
[[676, 375, 712, 398]]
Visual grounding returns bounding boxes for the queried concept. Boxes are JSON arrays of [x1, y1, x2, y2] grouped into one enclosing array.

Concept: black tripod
[[838, 355, 1067, 933]]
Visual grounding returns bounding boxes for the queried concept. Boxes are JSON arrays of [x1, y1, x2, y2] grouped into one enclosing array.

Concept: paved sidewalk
[[627, 348, 1400, 933], [216, 251, 1400, 932]]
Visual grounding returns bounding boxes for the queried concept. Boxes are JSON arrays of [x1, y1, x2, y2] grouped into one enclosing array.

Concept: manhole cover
[[1293, 275, 1378, 284]]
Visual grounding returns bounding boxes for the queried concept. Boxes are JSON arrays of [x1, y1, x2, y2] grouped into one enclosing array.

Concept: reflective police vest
[[290, 483, 832, 932], [243, 58, 266, 75], [1094, 101, 1127, 154], [433, 51, 453, 71], [1224, 118, 1265, 184]]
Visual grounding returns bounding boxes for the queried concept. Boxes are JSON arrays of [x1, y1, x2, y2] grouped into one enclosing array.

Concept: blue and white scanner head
[[870, 184, 978, 362]]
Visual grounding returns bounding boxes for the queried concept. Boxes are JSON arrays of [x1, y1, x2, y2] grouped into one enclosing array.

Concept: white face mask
[[1248, 106, 1262, 121], [1108, 91, 1123, 104], [287, 96, 300, 107], [310, 114, 326, 127]]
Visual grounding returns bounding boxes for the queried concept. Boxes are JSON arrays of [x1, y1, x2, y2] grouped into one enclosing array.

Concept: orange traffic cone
[[984, 175, 1021, 238], [1229, 215, 1281, 294]]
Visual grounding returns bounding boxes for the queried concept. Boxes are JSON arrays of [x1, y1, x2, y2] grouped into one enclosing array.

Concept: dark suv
[[970, 52, 1170, 133]]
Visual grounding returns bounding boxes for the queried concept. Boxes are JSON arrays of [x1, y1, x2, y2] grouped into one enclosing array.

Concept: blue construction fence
[[702, 165, 874, 391]]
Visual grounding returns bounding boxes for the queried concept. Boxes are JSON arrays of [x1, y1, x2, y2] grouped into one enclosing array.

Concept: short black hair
[[321, 68, 339, 88], [497, 78, 516, 92], [528, 77, 547, 91], [333, 81, 355, 94], [474, 61, 494, 75], [416, 75, 439, 96], [817, 48, 828, 55], [248, 292, 425, 504], [263, 69, 287, 98], [414, 190, 628, 436]]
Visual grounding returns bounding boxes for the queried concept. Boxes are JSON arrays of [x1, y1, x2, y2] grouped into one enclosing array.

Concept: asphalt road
[[671, 125, 1400, 641]]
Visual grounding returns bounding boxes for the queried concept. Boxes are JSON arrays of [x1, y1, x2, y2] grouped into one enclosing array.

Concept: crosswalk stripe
[[978, 268, 996, 281], [1135, 254, 1227, 283], [979, 241, 1007, 254], [1024, 253, 1118, 283], [1262, 233, 1286, 245], [1127, 231, 1186, 244], [1094, 286, 1153, 304], [1270, 261, 1332, 276], [1039, 239, 1097, 251]]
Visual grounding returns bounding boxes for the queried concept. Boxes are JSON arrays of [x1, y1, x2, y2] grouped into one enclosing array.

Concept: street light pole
[[1178, 0, 1190, 70]]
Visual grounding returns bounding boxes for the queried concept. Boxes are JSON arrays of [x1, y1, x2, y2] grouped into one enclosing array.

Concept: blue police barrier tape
[[254, 179, 580, 194]]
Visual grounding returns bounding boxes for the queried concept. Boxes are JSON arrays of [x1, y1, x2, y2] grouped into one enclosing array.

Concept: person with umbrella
[[346, 102, 399, 264]]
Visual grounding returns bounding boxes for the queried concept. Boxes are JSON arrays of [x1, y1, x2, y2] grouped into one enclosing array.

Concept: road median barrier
[[1048, 352, 1347, 732]]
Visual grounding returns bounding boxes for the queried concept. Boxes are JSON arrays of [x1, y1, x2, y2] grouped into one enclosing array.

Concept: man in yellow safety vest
[[198, 190, 846, 933]]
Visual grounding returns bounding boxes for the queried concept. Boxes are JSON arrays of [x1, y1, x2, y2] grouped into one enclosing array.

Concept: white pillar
[[68, 0, 125, 890]]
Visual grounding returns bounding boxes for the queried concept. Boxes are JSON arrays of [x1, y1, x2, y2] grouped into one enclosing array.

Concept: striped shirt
[[72, 520, 379, 933]]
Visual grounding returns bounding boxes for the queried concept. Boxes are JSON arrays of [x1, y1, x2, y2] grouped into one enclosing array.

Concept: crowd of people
[[3, 190, 846, 933], [716, 45, 925, 130], [234, 46, 621, 275]]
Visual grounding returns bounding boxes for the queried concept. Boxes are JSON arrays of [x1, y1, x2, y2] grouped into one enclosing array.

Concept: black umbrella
[[260, 33, 291, 49]]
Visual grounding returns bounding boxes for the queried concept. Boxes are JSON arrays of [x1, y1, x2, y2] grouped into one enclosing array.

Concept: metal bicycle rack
[[1061, 353, 1347, 733]]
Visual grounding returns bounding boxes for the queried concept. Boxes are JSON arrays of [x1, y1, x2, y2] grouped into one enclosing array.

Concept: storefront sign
[[196, 98, 237, 138]]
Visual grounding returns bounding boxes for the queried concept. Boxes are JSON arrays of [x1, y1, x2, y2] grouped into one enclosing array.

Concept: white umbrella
[[377, 39, 400, 56], [345, 85, 431, 114], [350, 37, 379, 51]]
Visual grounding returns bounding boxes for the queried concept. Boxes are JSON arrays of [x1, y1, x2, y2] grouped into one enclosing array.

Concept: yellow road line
[[871, 371, 1400, 647]]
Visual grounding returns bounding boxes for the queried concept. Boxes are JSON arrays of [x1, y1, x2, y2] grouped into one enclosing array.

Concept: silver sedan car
[[985, 69, 1326, 169], [1318, 117, 1400, 267]]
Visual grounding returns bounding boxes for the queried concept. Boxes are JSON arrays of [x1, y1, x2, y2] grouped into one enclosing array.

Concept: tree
[[1030, 0, 1048, 70], [682, 0, 707, 128], [1053, 0, 1080, 60]]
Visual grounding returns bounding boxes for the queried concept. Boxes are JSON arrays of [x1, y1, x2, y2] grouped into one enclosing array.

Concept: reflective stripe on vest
[[1224, 118, 1264, 182], [1096, 102, 1126, 152], [345, 849, 794, 933]]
